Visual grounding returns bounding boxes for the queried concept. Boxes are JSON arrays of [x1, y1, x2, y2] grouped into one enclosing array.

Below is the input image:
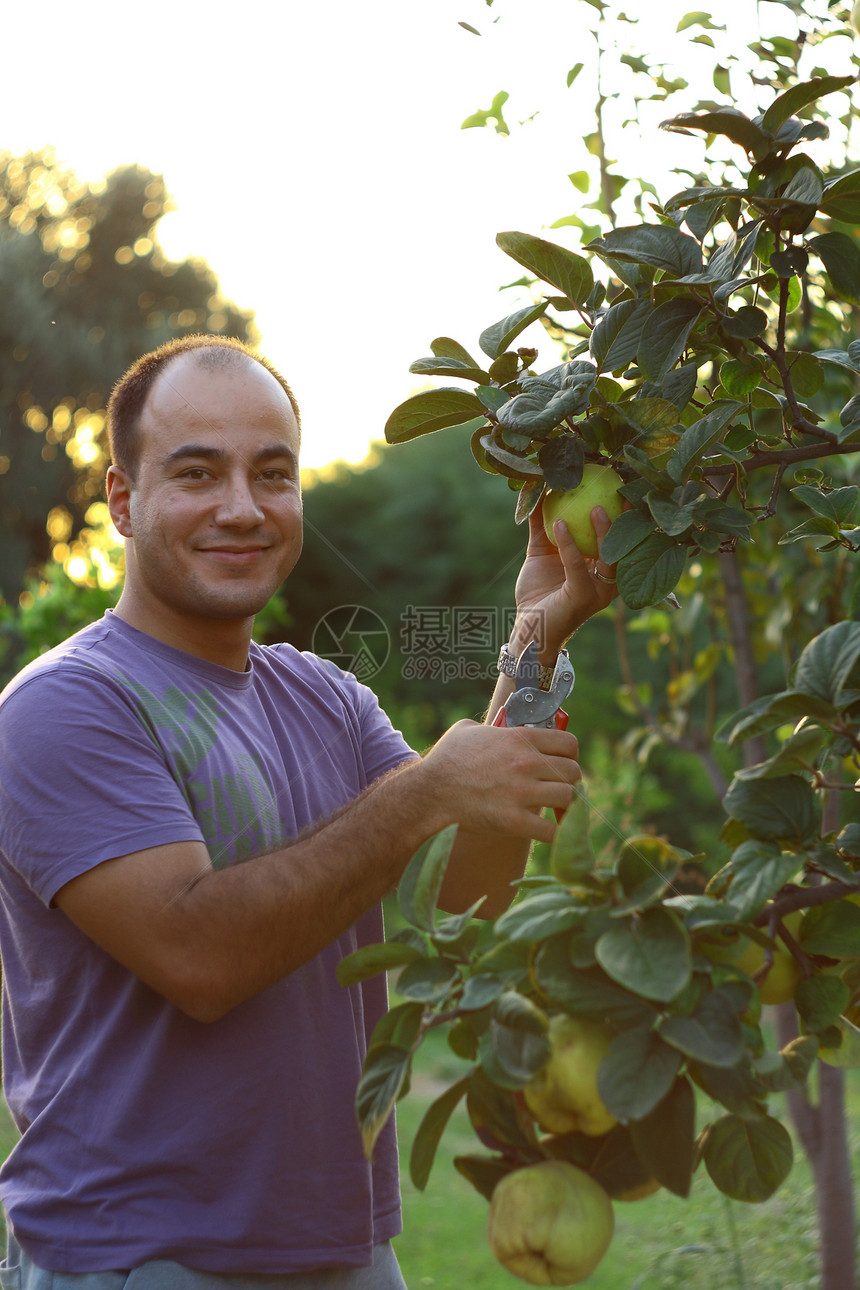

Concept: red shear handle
[[491, 706, 569, 821]]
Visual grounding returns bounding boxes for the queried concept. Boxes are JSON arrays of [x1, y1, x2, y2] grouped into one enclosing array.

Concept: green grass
[[392, 1030, 859, 1290]]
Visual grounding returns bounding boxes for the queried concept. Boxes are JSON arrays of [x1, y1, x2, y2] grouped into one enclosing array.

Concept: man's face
[[108, 354, 302, 631]]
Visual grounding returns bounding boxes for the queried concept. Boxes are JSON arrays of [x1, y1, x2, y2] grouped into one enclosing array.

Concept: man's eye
[[259, 469, 291, 483], [181, 468, 211, 480]]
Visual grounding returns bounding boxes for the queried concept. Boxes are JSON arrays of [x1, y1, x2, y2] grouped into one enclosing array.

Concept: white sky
[[2, 0, 854, 468]]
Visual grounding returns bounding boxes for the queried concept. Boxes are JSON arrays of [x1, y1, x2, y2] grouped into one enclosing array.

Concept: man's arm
[[438, 501, 619, 918], [55, 717, 581, 1022]]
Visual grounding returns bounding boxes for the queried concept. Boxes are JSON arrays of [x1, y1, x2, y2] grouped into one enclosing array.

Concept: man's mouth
[[198, 545, 272, 565]]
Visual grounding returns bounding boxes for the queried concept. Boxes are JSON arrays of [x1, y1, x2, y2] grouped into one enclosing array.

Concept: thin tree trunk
[[776, 1006, 856, 1290]]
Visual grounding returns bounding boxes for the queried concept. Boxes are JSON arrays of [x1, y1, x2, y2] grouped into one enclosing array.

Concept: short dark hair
[[106, 335, 302, 478]]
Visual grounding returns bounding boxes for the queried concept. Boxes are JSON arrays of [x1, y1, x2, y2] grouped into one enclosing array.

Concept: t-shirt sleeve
[[312, 656, 419, 784], [0, 668, 205, 907]]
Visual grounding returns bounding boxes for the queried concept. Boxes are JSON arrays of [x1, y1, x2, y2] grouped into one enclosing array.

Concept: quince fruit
[[542, 464, 624, 559], [488, 1160, 614, 1286], [524, 1014, 617, 1137], [703, 908, 803, 1005]]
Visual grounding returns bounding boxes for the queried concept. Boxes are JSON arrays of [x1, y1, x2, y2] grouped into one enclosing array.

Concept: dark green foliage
[[0, 151, 254, 603]]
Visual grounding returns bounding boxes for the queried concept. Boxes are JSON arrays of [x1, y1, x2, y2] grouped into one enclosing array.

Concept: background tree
[[0, 149, 254, 604]]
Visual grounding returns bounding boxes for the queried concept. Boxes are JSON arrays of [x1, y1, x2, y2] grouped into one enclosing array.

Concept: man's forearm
[[168, 758, 447, 1019]]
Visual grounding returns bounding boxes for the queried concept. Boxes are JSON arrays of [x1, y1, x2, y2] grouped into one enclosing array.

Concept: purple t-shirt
[[0, 612, 417, 1274]]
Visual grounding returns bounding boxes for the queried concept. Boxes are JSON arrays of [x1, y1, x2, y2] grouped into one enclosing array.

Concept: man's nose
[[214, 475, 265, 526]]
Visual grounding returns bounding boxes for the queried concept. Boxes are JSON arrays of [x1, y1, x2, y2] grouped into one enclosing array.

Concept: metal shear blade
[[505, 641, 575, 727]]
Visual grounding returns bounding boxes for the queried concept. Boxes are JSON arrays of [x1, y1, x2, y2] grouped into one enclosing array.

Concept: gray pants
[[0, 1232, 408, 1290]]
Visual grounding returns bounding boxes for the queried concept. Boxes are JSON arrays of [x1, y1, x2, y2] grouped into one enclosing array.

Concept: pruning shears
[[492, 640, 575, 732], [492, 641, 575, 822]]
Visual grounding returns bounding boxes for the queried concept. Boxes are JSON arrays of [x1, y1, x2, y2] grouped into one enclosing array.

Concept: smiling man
[[0, 335, 619, 1289]]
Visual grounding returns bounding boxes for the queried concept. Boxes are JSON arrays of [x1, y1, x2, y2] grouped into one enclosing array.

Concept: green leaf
[[793, 621, 860, 703], [549, 785, 594, 882], [479, 434, 544, 480], [534, 941, 659, 1026], [466, 1065, 538, 1155], [538, 435, 585, 491], [753, 1035, 819, 1094], [355, 1044, 413, 1158], [615, 835, 680, 911], [398, 824, 460, 930], [408, 356, 490, 384], [430, 336, 482, 367], [723, 775, 821, 846], [821, 168, 860, 222], [460, 973, 505, 1011], [368, 1000, 425, 1056], [598, 1024, 682, 1121], [819, 1017, 860, 1069], [432, 902, 485, 948], [590, 299, 653, 373], [497, 376, 591, 435], [658, 989, 745, 1068], [791, 484, 860, 525], [660, 109, 771, 158], [397, 958, 459, 1003], [489, 351, 520, 383], [808, 232, 860, 307], [795, 975, 850, 1033], [595, 907, 691, 1002], [514, 478, 546, 524], [689, 1058, 767, 1115], [720, 840, 802, 921], [567, 65, 585, 89], [677, 11, 721, 32], [668, 401, 743, 482], [385, 389, 486, 444], [645, 361, 699, 413], [778, 517, 842, 547], [761, 75, 856, 135], [461, 89, 510, 136], [599, 508, 656, 563], [482, 993, 551, 1086], [409, 1076, 472, 1191], [588, 225, 703, 277], [799, 900, 860, 957], [721, 306, 769, 339], [703, 1113, 793, 1202], [479, 302, 548, 360], [616, 533, 688, 610], [717, 690, 837, 746], [496, 231, 593, 307], [646, 491, 699, 538], [336, 938, 426, 986], [720, 357, 764, 398], [613, 398, 682, 452], [630, 1077, 696, 1197], [733, 725, 828, 781], [814, 347, 860, 375], [786, 352, 824, 400], [664, 895, 742, 932], [494, 887, 588, 942], [453, 1154, 516, 1201], [638, 299, 703, 382]]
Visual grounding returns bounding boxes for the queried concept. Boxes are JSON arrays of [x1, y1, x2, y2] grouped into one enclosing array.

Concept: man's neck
[[112, 596, 254, 672]]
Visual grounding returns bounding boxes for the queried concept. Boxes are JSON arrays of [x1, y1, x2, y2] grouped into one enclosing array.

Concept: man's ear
[[106, 465, 133, 538]]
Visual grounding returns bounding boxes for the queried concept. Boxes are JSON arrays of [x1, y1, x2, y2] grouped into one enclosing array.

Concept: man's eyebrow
[[162, 443, 298, 470]]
